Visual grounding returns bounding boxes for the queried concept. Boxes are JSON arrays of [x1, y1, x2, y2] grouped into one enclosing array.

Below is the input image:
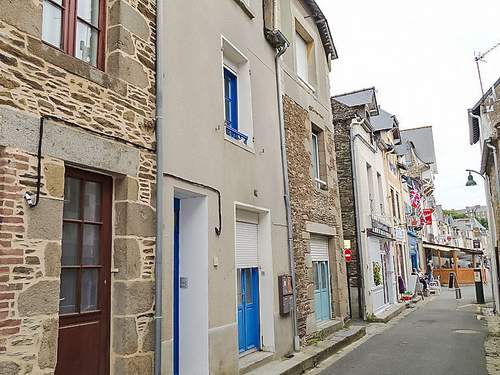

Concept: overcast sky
[[317, 0, 500, 210]]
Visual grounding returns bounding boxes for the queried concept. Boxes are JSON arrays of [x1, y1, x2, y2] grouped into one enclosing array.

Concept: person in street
[[418, 268, 428, 292], [426, 259, 433, 281]]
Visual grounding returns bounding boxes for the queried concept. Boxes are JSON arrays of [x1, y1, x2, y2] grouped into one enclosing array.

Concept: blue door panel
[[314, 261, 331, 322], [320, 263, 330, 321], [173, 199, 180, 375], [237, 267, 260, 353]]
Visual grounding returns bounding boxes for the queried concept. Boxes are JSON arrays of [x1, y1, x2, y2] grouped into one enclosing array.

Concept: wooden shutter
[[236, 221, 258, 268], [310, 235, 329, 262]]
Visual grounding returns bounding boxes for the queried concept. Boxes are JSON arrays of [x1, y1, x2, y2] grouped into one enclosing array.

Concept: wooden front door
[[56, 168, 112, 375]]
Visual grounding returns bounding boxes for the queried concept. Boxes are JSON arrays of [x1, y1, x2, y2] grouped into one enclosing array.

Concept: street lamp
[[465, 168, 497, 311], [466, 171, 478, 186]]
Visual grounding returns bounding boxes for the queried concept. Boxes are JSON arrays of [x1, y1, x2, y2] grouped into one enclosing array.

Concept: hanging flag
[[423, 208, 433, 225], [410, 183, 421, 209]]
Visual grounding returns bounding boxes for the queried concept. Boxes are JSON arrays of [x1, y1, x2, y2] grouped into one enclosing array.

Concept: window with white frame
[[295, 31, 309, 83], [222, 37, 254, 147], [311, 126, 327, 189], [367, 164, 374, 212], [312, 131, 320, 175], [377, 172, 384, 214], [294, 21, 316, 88]]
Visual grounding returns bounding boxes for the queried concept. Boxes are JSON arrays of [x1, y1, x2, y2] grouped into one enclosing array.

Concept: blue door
[[173, 199, 180, 375], [313, 261, 331, 322], [237, 267, 260, 353]]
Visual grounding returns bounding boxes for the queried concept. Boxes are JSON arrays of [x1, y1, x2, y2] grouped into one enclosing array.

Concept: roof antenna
[[475, 41, 500, 96]]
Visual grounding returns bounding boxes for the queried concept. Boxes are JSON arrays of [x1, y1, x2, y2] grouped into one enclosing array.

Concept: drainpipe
[[272, 36, 300, 352], [349, 117, 368, 320], [486, 141, 500, 314], [154, 0, 165, 373]]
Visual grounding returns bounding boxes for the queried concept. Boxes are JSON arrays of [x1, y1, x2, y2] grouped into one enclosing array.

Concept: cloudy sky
[[317, 0, 500, 209]]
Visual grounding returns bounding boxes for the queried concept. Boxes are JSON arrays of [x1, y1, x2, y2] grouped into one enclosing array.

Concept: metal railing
[[225, 126, 249, 145]]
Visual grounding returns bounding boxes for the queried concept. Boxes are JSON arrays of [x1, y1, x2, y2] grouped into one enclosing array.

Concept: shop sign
[[473, 239, 481, 249], [371, 217, 393, 238], [394, 227, 405, 241]]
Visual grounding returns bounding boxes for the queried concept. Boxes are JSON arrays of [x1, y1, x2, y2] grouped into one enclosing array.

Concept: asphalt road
[[319, 285, 492, 375]]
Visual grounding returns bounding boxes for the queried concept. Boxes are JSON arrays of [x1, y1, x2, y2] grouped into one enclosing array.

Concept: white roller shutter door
[[235, 221, 259, 268], [310, 235, 329, 262]]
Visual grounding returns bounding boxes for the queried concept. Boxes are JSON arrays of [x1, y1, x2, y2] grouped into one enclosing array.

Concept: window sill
[[297, 75, 317, 95], [224, 134, 255, 154], [315, 178, 328, 190], [26, 36, 127, 96], [232, 0, 256, 19]]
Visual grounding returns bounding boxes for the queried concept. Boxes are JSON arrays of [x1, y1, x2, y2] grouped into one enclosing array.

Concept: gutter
[[154, 0, 165, 373], [486, 141, 500, 314], [266, 29, 299, 351]]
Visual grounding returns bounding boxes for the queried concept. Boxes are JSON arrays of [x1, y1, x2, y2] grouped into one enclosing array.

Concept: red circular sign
[[344, 249, 352, 263]]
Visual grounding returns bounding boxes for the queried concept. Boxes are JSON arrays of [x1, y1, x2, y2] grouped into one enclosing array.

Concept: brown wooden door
[[56, 167, 112, 375]]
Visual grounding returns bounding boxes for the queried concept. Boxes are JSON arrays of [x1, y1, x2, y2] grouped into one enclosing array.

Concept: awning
[[423, 241, 483, 255], [423, 243, 454, 253]]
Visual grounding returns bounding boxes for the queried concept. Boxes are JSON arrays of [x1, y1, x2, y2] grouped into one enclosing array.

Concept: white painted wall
[[179, 197, 209, 375], [353, 122, 399, 316]]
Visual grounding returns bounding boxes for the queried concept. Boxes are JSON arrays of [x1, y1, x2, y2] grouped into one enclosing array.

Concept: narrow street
[[313, 286, 492, 375]]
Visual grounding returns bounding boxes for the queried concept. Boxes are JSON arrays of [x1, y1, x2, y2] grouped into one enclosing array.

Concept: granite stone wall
[[0, 0, 157, 373], [332, 99, 361, 289], [283, 95, 348, 341]]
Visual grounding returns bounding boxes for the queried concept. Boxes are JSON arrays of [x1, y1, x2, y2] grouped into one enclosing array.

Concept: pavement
[[485, 313, 500, 374], [308, 285, 492, 375]]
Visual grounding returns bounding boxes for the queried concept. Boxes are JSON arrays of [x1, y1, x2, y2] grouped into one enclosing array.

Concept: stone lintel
[[305, 221, 337, 237], [0, 107, 140, 176]]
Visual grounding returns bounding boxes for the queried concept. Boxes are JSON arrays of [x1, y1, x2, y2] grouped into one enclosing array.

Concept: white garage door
[[235, 221, 258, 268], [310, 235, 329, 262]]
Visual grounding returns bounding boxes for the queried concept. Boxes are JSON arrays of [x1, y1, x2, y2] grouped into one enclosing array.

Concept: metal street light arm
[[466, 169, 486, 180]]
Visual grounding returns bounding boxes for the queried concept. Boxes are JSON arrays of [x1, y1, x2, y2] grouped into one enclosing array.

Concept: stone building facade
[[333, 89, 399, 319], [331, 99, 361, 317], [0, 1, 156, 374], [284, 95, 348, 340], [275, 0, 349, 342]]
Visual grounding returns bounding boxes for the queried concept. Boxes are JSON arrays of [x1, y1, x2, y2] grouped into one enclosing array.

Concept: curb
[[371, 303, 407, 323], [280, 326, 366, 375]]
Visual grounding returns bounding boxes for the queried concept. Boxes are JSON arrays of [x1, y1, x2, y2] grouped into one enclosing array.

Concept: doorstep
[[239, 350, 274, 374], [245, 325, 366, 375], [371, 302, 407, 323], [316, 318, 343, 337]]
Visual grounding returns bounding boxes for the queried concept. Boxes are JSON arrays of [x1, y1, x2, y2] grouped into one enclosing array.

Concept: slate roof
[[371, 108, 398, 131], [399, 126, 438, 172], [333, 87, 379, 114]]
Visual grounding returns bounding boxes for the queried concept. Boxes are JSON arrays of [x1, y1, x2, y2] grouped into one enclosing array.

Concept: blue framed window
[[224, 67, 248, 144], [224, 67, 238, 130]]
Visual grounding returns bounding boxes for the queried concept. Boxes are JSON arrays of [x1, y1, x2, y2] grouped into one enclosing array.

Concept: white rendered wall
[[179, 197, 209, 375]]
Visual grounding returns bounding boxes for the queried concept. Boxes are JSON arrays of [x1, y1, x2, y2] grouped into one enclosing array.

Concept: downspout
[[486, 141, 500, 314], [273, 39, 300, 351], [349, 117, 367, 320], [154, 0, 165, 373]]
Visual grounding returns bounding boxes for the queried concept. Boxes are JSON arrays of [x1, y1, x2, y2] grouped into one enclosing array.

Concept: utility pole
[[475, 41, 500, 96]]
